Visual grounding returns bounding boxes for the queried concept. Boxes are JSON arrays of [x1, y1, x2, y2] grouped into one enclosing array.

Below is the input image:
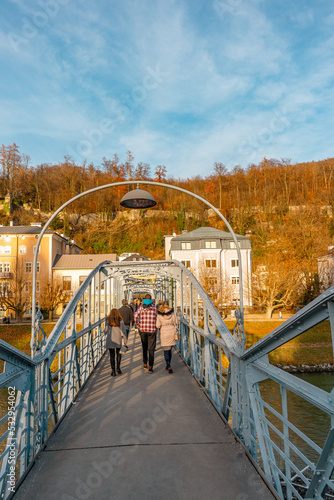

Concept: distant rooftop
[[53, 254, 118, 269], [0, 225, 53, 235], [171, 227, 249, 241], [122, 253, 150, 261]]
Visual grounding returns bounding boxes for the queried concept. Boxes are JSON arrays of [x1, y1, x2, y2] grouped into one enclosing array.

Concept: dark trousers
[[140, 331, 156, 367], [109, 348, 121, 372], [164, 348, 173, 368]]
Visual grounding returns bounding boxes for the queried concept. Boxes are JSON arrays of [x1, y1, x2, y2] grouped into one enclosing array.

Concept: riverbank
[[277, 363, 334, 373], [224, 319, 333, 369]]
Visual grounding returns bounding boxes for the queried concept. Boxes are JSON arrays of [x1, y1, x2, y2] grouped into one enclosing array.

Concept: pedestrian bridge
[[1, 260, 334, 499]]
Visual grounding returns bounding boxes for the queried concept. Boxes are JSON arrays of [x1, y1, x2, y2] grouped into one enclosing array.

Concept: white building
[[53, 254, 118, 296], [52, 254, 118, 316], [166, 227, 252, 307]]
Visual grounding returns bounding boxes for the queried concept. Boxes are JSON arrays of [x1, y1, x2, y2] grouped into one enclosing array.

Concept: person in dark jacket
[[118, 299, 134, 339], [105, 309, 127, 376]]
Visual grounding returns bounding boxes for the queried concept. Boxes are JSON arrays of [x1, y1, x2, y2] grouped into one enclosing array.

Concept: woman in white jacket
[[156, 301, 178, 374], [105, 308, 127, 376]]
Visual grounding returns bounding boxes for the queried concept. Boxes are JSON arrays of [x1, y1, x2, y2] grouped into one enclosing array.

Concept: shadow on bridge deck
[[14, 329, 277, 500]]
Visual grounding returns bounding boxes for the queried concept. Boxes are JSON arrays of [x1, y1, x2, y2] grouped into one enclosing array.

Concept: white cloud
[[0, 0, 333, 175]]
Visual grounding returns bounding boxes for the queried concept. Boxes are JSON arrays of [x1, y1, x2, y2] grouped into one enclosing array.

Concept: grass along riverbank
[[0, 320, 332, 369], [224, 320, 333, 367], [0, 323, 55, 354]]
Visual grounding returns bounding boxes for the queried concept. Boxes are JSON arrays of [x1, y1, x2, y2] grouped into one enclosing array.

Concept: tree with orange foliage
[[154, 165, 167, 182]]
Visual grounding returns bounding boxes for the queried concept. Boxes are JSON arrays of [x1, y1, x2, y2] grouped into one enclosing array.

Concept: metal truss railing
[[0, 260, 333, 499], [0, 261, 118, 499], [176, 267, 334, 500]]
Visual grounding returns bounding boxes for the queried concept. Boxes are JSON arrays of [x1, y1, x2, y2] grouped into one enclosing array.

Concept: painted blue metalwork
[[0, 260, 334, 499]]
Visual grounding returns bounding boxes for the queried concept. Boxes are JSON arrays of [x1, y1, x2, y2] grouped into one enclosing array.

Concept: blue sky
[[0, 0, 333, 178]]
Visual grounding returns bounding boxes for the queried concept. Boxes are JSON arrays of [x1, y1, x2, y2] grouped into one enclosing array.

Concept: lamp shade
[[120, 188, 157, 209]]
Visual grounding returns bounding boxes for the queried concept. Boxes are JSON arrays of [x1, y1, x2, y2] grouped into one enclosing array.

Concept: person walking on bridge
[[118, 299, 134, 340], [134, 293, 157, 373], [105, 309, 128, 377], [156, 301, 178, 374]]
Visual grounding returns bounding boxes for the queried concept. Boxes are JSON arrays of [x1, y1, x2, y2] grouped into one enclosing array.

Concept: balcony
[[0, 272, 13, 279]]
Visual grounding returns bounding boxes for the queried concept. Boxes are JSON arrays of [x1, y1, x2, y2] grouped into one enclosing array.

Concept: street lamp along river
[[31, 180, 245, 354]]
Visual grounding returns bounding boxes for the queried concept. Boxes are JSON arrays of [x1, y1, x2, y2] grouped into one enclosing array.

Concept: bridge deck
[[14, 330, 277, 500]]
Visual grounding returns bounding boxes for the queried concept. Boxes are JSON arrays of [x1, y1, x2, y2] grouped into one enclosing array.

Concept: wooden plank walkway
[[13, 329, 278, 500]]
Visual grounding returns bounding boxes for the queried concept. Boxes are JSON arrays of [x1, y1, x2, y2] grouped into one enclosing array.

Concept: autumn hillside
[[1, 144, 334, 311]]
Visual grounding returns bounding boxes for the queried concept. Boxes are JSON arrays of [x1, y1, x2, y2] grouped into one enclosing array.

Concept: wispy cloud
[[0, 0, 333, 174]]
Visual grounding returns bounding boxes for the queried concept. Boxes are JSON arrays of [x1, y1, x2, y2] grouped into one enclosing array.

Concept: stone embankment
[[277, 363, 334, 373]]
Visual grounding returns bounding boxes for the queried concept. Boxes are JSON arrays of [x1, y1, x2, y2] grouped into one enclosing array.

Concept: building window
[[79, 276, 87, 286], [36, 281, 40, 293], [231, 259, 239, 268], [231, 276, 239, 285], [181, 260, 191, 268], [25, 262, 32, 273], [19, 245, 27, 254], [24, 281, 31, 293], [205, 259, 217, 268], [37, 262, 40, 273], [229, 241, 236, 249], [0, 263, 2, 273], [63, 276, 72, 291], [181, 242, 191, 250], [4, 246, 11, 255], [205, 277, 218, 287], [0, 282, 10, 294], [4, 263, 10, 272], [205, 241, 217, 249], [24, 301, 39, 316]]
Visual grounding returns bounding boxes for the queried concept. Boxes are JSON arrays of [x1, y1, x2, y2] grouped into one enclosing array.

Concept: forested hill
[[1, 144, 333, 217], [1, 143, 334, 307]]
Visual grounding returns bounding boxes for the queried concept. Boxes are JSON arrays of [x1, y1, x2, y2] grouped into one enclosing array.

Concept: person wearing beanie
[[134, 293, 158, 373]]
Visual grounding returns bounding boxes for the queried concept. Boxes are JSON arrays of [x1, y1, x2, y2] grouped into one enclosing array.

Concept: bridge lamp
[[120, 187, 157, 209]]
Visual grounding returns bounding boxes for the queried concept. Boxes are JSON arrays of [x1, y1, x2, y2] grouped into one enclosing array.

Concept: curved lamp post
[[31, 180, 245, 353]]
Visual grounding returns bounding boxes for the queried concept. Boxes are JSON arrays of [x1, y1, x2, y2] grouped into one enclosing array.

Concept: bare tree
[[39, 277, 66, 320], [133, 162, 151, 180], [252, 254, 302, 318], [154, 165, 167, 182], [0, 259, 31, 322], [0, 143, 22, 197], [197, 260, 235, 314], [213, 162, 227, 210]]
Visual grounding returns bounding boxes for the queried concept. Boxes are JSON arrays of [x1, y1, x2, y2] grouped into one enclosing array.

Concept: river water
[[259, 372, 333, 466]]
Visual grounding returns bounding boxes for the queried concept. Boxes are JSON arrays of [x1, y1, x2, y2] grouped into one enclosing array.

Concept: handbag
[[120, 343, 128, 354]]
